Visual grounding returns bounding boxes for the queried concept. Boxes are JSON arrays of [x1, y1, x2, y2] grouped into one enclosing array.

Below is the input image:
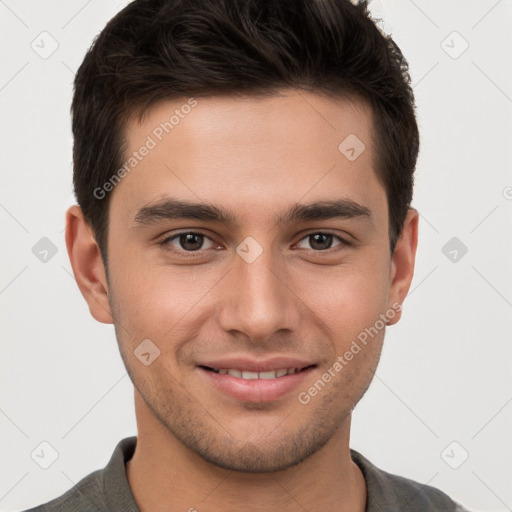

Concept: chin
[[191, 434, 326, 473]]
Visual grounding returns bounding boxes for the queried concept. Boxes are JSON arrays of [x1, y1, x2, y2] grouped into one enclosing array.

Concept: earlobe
[[387, 208, 419, 326], [65, 205, 114, 324]]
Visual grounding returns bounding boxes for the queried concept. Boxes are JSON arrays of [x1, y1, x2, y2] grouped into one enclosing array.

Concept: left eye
[[296, 233, 344, 251], [163, 232, 217, 252]]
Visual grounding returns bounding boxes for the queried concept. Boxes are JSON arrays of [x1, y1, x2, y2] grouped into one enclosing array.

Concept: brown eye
[[160, 232, 217, 254], [296, 232, 345, 251], [178, 233, 204, 251], [309, 233, 334, 250]]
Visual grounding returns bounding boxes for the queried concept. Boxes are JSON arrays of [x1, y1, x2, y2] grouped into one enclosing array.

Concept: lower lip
[[198, 367, 315, 403]]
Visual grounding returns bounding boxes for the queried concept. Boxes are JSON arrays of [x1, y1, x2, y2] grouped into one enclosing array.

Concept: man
[[24, 0, 470, 510]]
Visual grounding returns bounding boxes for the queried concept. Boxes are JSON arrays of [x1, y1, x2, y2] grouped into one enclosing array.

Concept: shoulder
[[19, 436, 138, 512], [350, 449, 471, 512], [19, 469, 106, 512]]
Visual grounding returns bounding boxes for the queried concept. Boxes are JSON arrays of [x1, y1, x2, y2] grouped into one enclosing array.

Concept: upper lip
[[197, 357, 316, 372]]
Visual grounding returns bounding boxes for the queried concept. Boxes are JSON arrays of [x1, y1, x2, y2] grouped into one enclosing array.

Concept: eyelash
[[157, 230, 351, 258]]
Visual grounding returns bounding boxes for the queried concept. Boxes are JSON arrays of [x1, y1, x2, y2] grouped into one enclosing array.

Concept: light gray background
[[1, 1, 511, 511]]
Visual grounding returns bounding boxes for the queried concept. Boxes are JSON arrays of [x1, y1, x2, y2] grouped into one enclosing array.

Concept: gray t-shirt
[[21, 436, 470, 511]]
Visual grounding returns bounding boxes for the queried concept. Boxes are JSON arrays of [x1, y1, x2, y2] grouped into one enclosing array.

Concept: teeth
[[216, 368, 300, 379]]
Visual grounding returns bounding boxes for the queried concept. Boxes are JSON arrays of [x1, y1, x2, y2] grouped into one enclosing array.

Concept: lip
[[196, 357, 316, 403]]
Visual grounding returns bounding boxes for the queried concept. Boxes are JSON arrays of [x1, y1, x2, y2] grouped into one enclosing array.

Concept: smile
[[198, 363, 316, 402], [202, 367, 301, 379]]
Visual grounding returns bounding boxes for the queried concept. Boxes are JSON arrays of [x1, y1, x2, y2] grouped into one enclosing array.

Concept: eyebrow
[[132, 197, 371, 227]]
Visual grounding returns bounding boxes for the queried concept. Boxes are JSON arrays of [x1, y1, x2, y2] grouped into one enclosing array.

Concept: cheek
[[108, 251, 226, 341], [295, 257, 390, 341]]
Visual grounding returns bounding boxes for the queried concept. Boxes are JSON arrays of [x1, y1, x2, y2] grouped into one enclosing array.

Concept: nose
[[217, 246, 303, 342]]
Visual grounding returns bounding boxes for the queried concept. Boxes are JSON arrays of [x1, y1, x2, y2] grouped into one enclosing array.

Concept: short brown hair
[[72, 0, 419, 266]]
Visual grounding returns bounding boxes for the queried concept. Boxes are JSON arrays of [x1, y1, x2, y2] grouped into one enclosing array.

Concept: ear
[[386, 208, 419, 326], [65, 205, 113, 324]]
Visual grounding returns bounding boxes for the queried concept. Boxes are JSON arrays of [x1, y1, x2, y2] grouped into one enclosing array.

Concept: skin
[[66, 88, 418, 512]]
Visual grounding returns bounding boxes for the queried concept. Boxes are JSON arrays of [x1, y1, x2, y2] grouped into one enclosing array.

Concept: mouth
[[199, 365, 314, 380], [197, 362, 317, 403]]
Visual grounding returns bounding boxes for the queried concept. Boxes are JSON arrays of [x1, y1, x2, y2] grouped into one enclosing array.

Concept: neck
[[126, 392, 366, 512]]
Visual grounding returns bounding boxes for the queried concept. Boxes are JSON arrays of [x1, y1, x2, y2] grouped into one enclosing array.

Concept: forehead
[[112, 89, 384, 224]]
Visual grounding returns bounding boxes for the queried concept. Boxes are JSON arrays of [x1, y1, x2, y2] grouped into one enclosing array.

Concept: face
[[71, 89, 416, 473]]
